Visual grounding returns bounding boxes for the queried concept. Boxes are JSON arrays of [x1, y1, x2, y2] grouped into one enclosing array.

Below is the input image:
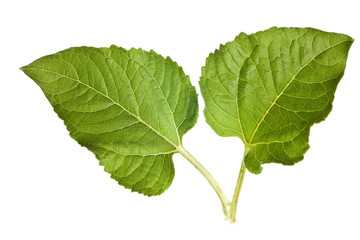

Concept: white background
[[1, 0, 359, 239]]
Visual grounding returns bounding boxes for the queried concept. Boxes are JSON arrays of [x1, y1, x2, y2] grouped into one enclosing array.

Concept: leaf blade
[[21, 46, 198, 195], [200, 27, 353, 173]]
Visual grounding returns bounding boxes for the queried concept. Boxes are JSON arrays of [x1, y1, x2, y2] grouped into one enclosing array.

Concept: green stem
[[228, 148, 248, 223], [179, 147, 230, 217]]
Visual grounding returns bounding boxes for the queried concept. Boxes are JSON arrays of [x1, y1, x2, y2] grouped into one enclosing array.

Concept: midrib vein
[[247, 39, 351, 145], [25, 67, 180, 150]]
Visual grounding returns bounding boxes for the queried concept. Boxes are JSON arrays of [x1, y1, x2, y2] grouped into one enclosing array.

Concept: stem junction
[[179, 146, 249, 222]]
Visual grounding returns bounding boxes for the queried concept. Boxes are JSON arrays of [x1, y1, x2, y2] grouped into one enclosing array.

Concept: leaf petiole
[[178, 147, 230, 217], [228, 147, 249, 223]]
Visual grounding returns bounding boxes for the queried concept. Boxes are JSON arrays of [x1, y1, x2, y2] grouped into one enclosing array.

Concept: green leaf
[[21, 46, 198, 196], [200, 27, 353, 174]]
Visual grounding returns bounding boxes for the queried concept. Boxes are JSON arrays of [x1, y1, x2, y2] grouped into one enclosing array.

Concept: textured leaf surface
[[200, 27, 353, 173], [21, 46, 198, 195]]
